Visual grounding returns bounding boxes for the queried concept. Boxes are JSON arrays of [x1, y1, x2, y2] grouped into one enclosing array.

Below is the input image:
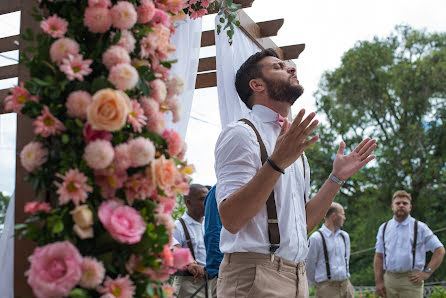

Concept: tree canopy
[[307, 25, 446, 285]]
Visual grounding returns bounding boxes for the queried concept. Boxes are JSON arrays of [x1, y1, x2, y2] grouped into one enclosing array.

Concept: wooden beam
[[206, 0, 254, 15], [0, 3, 19, 15], [0, 64, 18, 80], [195, 72, 216, 89], [200, 18, 283, 47], [198, 57, 216, 72], [0, 35, 20, 53], [281, 44, 305, 60]]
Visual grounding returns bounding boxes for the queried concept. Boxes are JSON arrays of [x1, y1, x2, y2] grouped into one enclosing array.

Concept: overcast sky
[[1, 0, 446, 194]]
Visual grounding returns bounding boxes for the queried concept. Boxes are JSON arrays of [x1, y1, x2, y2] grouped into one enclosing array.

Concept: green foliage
[[0, 192, 11, 234], [430, 286, 446, 298], [216, 0, 241, 44], [310, 25, 446, 285]]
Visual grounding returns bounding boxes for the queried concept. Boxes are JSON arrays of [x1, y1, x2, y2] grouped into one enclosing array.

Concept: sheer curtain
[[166, 16, 203, 140], [0, 192, 14, 297], [215, 16, 262, 128]]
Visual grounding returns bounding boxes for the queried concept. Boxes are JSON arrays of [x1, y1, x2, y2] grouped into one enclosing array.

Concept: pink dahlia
[[102, 45, 131, 70], [108, 63, 138, 90], [150, 79, 167, 103], [60, 54, 93, 81], [4, 82, 39, 113], [83, 139, 115, 170], [88, 0, 111, 8], [27, 241, 83, 298], [79, 257, 105, 289], [114, 30, 136, 53], [111, 1, 137, 30], [128, 136, 155, 167], [128, 99, 147, 133], [66, 90, 92, 119], [33, 106, 66, 137], [162, 129, 183, 157], [49, 38, 79, 64], [24, 201, 51, 215], [137, 0, 155, 24], [98, 199, 146, 244], [113, 143, 132, 171], [54, 168, 93, 206], [40, 15, 68, 38], [20, 141, 48, 172], [83, 123, 113, 144], [98, 275, 135, 298], [84, 6, 112, 33]]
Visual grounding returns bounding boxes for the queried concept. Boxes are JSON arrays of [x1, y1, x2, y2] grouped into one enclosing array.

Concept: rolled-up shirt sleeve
[[375, 223, 385, 254], [215, 123, 260, 206]]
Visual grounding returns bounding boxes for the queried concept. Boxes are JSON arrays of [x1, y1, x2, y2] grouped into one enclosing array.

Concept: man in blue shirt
[[204, 185, 223, 298]]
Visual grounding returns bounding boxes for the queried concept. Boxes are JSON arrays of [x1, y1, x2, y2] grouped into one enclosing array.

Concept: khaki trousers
[[217, 252, 309, 298], [208, 276, 218, 298], [174, 275, 209, 298], [315, 279, 355, 298], [383, 271, 423, 298]]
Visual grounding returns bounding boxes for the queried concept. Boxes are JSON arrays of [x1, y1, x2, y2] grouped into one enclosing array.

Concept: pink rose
[[24, 201, 51, 215], [148, 155, 178, 191], [27, 241, 83, 298], [172, 247, 194, 269], [98, 200, 146, 244]]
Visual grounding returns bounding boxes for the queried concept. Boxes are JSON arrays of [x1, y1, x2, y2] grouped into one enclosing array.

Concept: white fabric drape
[[0, 192, 14, 297], [166, 16, 203, 140], [215, 16, 262, 128]]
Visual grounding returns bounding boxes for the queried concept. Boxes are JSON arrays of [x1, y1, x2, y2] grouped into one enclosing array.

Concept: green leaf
[[69, 288, 91, 298], [61, 134, 69, 144], [146, 284, 155, 296], [91, 76, 114, 93], [52, 220, 64, 234], [32, 77, 52, 87], [74, 118, 84, 128]]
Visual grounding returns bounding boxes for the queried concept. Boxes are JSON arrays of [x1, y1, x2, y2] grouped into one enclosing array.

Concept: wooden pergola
[[0, 0, 304, 295]]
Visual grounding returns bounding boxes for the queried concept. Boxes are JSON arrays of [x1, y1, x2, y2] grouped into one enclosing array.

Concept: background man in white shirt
[[173, 184, 209, 298], [374, 190, 445, 298], [215, 48, 377, 298], [306, 202, 354, 298]]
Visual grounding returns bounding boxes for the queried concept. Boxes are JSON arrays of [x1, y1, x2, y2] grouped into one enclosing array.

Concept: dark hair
[[235, 48, 279, 109], [325, 204, 339, 218], [185, 184, 206, 201]]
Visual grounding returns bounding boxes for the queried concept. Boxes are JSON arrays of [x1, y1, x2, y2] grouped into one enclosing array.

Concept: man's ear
[[249, 78, 265, 93]]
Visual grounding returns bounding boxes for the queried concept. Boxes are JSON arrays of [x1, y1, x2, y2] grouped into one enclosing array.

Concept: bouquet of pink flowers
[[5, 0, 230, 297]]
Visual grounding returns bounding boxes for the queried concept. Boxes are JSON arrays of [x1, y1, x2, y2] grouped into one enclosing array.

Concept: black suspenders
[[317, 230, 348, 280], [382, 219, 418, 269]]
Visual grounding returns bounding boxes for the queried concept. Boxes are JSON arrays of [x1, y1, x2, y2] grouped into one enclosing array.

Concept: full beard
[[264, 76, 304, 105], [395, 209, 409, 219]]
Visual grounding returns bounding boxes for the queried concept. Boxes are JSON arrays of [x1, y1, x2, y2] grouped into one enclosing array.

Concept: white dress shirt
[[215, 105, 311, 263], [306, 225, 351, 285], [172, 213, 206, 267], [375, 215, 444, 272]]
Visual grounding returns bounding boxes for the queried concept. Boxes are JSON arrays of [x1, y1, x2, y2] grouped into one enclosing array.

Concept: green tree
[[308, 25, 446, 285], [0, 192, 11, 235]]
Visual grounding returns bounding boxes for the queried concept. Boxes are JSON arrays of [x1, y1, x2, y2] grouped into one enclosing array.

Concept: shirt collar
[[252, 105, 281, 123], [392, 214, 413, 226], [321, 224, 341, 237], [183, 213, 203, 225]]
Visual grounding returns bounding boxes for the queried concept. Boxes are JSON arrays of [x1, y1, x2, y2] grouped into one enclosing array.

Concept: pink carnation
[[24, 201, 51, 215], [66, 90, 92, 119], [128, 136, 155, 167], [84, 6, 112, 33], [152, 8, 171, 27], [83, 139, 115, 170], [150, 79, 167, 103], [40, 15, 68, 38], [83, 123, 113, 144], [111, 1, 137, 30], [114, 30, 136, 53], [128, 99, 147, 133], [125, 254, 142, 274], [59, 54, 93, 81], [155, 213, 175, 234], [88, 0, 111, 8], [33, 106, 66, 138], [124, 173, 155, 205], [54, 168, 93, 206], [20, 141, 48, 172], [143, 265, 175, 281], [162, 284, 176, 298], [102, 45, 131, 70], [162, 129, 183, 157], [190, 8, 208, 20], [98, 275, 135, 298], [98, 200, 146, 244], [79, 257, 105, 289], [49, 38, 79, 64], [137, 0, 155, 24], [94, 168, 128, 198], [27, 241, 83, 298], [144, 24, 174, 59], [108, 63, 139, 90], [139, 34, 155, 58], [172, 247, 194, 269], [140, 96, 166, 134], [4, 82, 39, 113], [166, 73, 185, 98], [155, 0, 187, 14], [167, 96, 182, 123], [200, 0, 214, 8], [156, 195, 176, 215]]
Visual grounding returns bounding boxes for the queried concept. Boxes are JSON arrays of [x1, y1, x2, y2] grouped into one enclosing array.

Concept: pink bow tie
[[276, 114, 285, 127]]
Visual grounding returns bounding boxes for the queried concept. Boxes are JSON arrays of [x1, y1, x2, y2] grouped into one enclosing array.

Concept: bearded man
[[214, 48, 377, 298], [374, 190, 445, 298]]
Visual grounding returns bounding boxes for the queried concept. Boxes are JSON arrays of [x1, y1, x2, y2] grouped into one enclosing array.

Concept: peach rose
[[87, 88, 131, 131], [147, 155, 177, 191]]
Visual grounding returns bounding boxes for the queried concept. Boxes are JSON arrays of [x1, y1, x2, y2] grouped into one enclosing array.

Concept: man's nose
[[287, 66, 296, 74]]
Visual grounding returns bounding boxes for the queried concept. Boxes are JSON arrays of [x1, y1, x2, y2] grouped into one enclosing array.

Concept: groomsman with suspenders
[[306, 202, 355, 298], [172, 184, 209, 298], [374, 190, 445, 298]]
